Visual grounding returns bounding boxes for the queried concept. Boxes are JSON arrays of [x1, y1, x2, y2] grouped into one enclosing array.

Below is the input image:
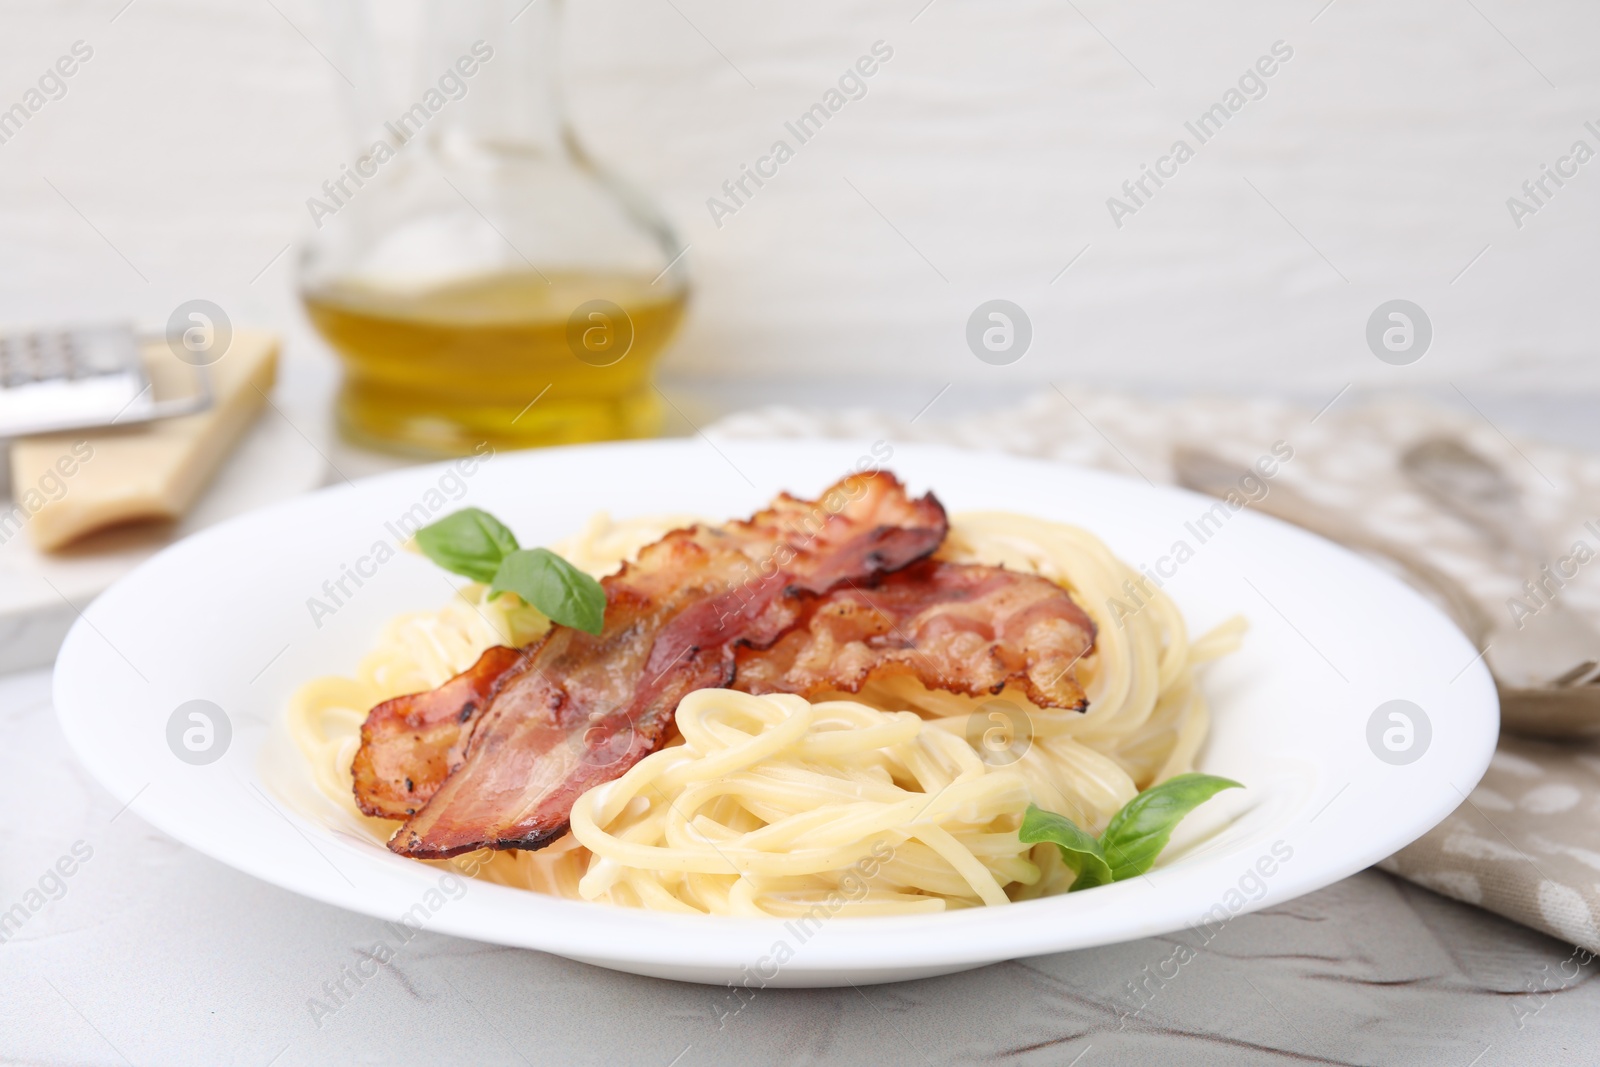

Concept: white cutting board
[[0, 359, 329, 673]]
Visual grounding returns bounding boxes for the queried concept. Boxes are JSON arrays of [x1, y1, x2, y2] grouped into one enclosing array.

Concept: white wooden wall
[[1, 0, 1594, 396]]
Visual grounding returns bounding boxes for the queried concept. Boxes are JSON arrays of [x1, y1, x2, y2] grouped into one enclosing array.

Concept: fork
[[1173, 443, 1600, 739], [1400, 437, 1600, 691]]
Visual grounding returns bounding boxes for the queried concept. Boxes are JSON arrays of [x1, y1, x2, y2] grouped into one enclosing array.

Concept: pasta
[[286, 509, 1243, 915]]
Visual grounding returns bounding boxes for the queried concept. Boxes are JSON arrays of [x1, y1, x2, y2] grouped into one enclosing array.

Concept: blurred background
[[3, 0, 1597, 632], [3, 0, 1595, 419]]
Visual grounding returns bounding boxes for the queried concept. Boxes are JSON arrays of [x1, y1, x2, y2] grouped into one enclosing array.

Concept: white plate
[[52, 440, 1498, 987]]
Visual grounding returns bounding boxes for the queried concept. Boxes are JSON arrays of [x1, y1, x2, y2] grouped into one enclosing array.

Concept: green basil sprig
[[414, 508, 518, 584], [1017, 807, 1115, 890], [1019, 773, 1242, 891], [414, 508, 606, 634]]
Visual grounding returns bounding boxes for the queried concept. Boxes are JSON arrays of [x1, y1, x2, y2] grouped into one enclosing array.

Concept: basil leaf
[[490, 548, 606, 635], [1018, 805, 1113, 891], [1098, 773, 1242, 882], [414, 508, 519, 583]]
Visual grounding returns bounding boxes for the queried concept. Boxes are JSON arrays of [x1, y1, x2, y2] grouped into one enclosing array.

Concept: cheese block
[[8, 330, 278, 551]]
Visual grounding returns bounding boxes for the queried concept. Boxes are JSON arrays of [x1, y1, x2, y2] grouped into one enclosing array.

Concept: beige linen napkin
[[708, 387, 1600, 952]]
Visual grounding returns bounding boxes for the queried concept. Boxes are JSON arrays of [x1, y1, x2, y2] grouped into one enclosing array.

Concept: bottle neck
[[334, 0, 569, 161], [416, 0, 567, 158]]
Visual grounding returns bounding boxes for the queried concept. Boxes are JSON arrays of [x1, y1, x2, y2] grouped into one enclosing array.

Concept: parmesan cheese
[[10, 330, 278, 551]]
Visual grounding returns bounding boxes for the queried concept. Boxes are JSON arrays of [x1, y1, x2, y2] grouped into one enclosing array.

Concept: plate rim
[[51, 437, 1500, 983]]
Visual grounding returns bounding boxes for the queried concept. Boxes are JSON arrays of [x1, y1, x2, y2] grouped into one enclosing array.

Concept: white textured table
[[8, 385, 1600, 1066], [4, 659, 1599, 1065]]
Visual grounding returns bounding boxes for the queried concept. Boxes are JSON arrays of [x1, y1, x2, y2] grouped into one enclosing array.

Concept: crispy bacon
[[732, 559, 1098, 711], [351, 645, 521, 820], [380, 471, 947, 859]]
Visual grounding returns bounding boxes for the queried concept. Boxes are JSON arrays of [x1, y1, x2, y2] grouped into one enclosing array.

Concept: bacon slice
[[351, 645, 521, 820], [382, 471, 947, 859], [732, 559, 1098, 711]]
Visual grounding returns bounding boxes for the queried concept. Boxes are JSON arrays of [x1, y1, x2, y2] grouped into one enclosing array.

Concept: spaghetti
[[286, 510, 1243, 915]]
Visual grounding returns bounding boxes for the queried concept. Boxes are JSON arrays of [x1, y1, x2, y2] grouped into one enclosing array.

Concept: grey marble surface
[[3, 665, 1597, 1067]]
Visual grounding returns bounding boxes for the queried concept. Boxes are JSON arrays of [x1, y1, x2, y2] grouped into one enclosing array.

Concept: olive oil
[[304, 271, 687, 457]]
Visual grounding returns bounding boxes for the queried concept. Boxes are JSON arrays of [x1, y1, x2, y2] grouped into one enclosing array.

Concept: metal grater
[[0, 323, 212, 438]]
